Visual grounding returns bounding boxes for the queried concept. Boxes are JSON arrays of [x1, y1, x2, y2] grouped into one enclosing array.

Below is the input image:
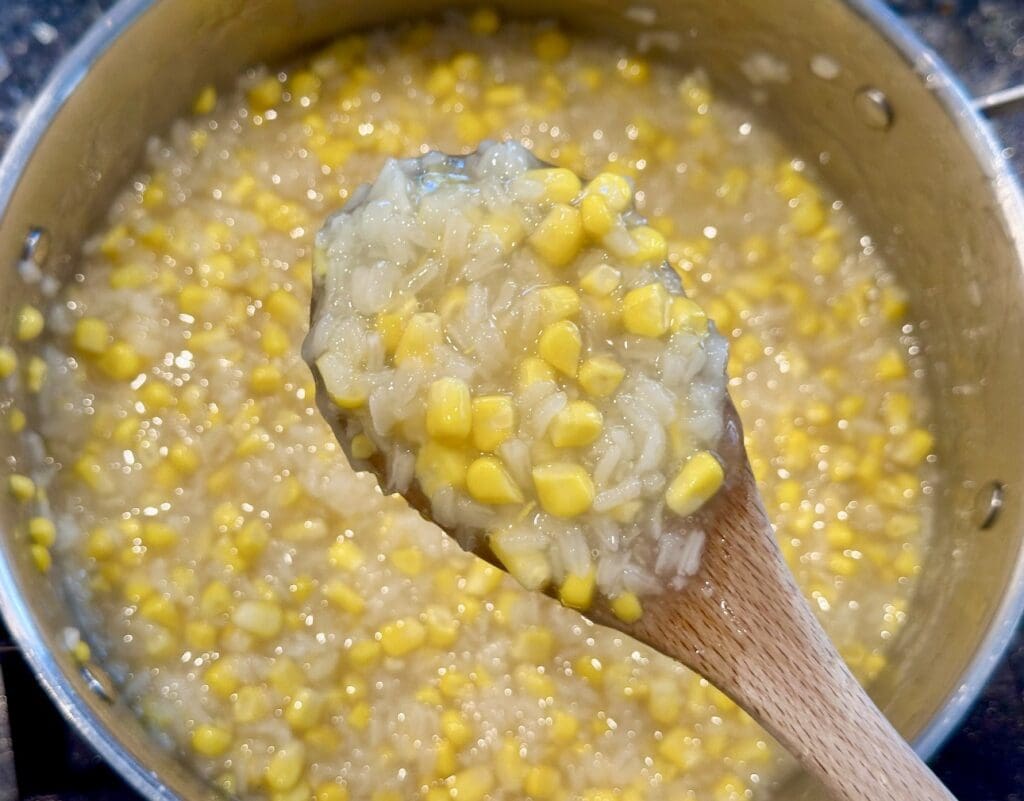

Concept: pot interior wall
[[0, 1, 1021, 799]]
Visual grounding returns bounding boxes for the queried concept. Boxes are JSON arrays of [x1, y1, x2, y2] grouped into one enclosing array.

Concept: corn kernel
[[380, 617, 427, 656], [394, 312, 443, 365], [517, 357, 556, 391], [532, 462, 594, 518], [791, 199, 826, 236], [30, 544, 51, 573], [622, 283, 670, 337], [489, 538, 552, 591], [16, 305, 44, 341], [71, 317, 110, 355], [97, 341, 142, 381], [27, 516, 56, 547], [248, 75, 282, 112], [466, 456, 524, 504], [323, 581, 365, 615], [191, 724, 232, 757], [451, 766, 493, 801], [193, 85, 217, 115], [549, 400, 603, 448], [875, 348, 908, 380], [670, 297, 709, 334], [328, 538, 364, 571], [204, 659, 240, 698], [522, 168, 582, 203], [0, 346, 17, 380], [24, 355, 46, 393], [580, 264, 621, 297], [8, 474, 35, 502], [426, 377, 472, 441], [559, 570, 596, 610], [659, 727, 696, 770], [610, 591, 643, 623], [578, 356, 625, 398], [666, 450, 725, 517], [415, 440, 470, 496], [535, 285, 580, 324], [538, 320, 582, 377], [266, 745, 306, 792], [232, 599, 283, 639], [471, 395, 515, 451], [315, 783, 349, 801], [534, 29, 570, 61], [628, 225, 668, 266], [529, 204, 584, 267], [890, 428, 934, 467], [524, 764, 561, 799], [350, 433, 376, 459], [580, 194, 615, 239]]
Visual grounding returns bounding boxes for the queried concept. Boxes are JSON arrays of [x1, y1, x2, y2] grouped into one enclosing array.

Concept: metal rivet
[[22, 227, 50, 267], [974, 481, 1004, 530], [81, 661, 117, 703], [854, 87, 894, 130]]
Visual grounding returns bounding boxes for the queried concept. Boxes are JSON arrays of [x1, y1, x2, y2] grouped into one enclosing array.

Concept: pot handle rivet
[[974, 481, 1005, 530], [854, 87, 894, 130]]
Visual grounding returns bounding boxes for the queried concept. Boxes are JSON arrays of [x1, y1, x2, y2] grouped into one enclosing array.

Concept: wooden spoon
[[581, 400, 956, 801]]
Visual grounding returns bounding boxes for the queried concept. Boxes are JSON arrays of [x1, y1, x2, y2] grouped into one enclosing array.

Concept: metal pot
[[0, 0, 1021, 798]]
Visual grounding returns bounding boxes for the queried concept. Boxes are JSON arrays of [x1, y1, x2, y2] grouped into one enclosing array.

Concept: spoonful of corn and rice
[[304, 141, 955, 801]]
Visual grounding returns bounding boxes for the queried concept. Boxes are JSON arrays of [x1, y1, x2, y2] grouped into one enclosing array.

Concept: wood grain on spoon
[[590, 401, 954, 801]]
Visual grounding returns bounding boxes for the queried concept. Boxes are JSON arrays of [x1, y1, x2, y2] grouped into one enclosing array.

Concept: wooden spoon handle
[[613, 410, 956, 801]]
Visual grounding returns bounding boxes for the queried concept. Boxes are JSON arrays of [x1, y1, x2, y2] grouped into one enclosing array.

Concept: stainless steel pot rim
[[0, 1, 1021, 798]]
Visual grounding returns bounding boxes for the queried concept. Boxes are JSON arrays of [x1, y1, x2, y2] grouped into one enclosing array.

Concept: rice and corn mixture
[[7, 10, 936, 801], [307, 141, 728, 617]]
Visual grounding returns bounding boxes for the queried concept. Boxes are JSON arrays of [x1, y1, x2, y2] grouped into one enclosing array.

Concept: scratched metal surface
[[0, 1, 1021, 799]]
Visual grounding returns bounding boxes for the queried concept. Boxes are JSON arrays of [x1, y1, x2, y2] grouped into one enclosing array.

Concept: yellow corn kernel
[[250, 364, 283, 395], [8, 474, 35, 502], [193, 85, 217, 115], [0, 346, 16, 379], [791, 199, 826, 236], [24, 355, 46, 393], [517, 357, 556, 391], [549, 400, 603, 448], [670, 297, 709, 334], [579, 193, 614, 239], [315, 783, 349, 801], [451, 766, 493, 801], [483, 83, 525, 106], [394, 312, 443, 365], [585, 172, 632, 212], [426, 377, 472, 441], [350, 433, 376, 460], [248, 75, 282, 112], [260, 321, 290, 358], [434, 738, 457, 778], [610, 591, 643, 623], [27, 516, 56, 547], [142, 521, 179, 549], [30, 544, 51, 573], [812, 240, 843, 274], [489, 538, 552, 591], [232, 599, 283, 639], [380, 617, 427, 657], [426, 64, 457, 97], [580, 264, 621, 297], [471, 395, 515, 452], [890, 428, 934, 467], [578, 356, 625, 398], [512, 626, 555, 663], [522, 168, 582, 203], [266, 745, 306, 792], [466, 456, 523, 505], [323, 581, 365, 615], [538, 320, 582, 377], [72, 317, 110, 355], [263, 289, 302, 323], [550, 710, 579, 744], [559, 570, 596, 610], [454, 110, 488, 145], [529, 204, 584, 267], [138, 380, 173, 411], [532, 463, 594, 518], [628, 225, 668, 266], [659, 727, 696, 770], [622, 283, 670, 337], [533, 29, 570, 61], [536, 285, 581, 324], [415, 440, 470, 496], [97, 341, 142, 381], [327, 538, 364, 571], [524, 764, 561, 799], [440, 708, 474, 748], [204, 659, 240, 698], [666, 450, 725, 517], [16, 305, 44, 341], [348, 638, 381, 668], [875, 348, 908, 380], [387, 545, 422, 576], [647, 678, 683, 725], [191, 724, 232, 757], [7, 407, 25, 434]]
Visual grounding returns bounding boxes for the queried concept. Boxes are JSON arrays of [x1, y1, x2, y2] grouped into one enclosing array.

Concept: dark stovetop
[[0, 1, 1023, 799]]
